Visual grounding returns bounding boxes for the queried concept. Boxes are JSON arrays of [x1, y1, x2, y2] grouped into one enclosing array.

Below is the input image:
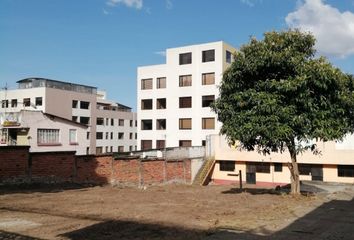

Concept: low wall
[[0, 147, 192, 186]]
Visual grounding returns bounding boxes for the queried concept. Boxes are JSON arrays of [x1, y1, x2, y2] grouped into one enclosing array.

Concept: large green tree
[[212, 30, 354, 194]]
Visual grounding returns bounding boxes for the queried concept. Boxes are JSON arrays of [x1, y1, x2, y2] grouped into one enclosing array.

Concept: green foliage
[[213, 30, 354, 155]]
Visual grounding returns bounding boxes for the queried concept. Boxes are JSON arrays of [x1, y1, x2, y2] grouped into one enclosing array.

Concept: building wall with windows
[[210, 135, 354, 185], [137, 41, 236, 150], [0, 78, 137, 154]]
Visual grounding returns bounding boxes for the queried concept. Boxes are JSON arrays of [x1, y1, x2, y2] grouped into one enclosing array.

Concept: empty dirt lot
[[0, 183, 353, 239]]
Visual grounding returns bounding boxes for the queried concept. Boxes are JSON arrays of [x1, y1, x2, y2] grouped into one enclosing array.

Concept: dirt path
[[0, 184, 353, 239]]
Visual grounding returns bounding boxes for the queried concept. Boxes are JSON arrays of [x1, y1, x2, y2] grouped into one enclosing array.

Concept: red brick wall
[[0, 146, 29, 182], [31, 151, 75, 182], [113, 159, 140, 185], [142, 160, 165, 184], [75, 155, 112, 184]]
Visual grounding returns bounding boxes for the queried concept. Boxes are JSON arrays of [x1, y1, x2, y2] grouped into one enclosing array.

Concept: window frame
[[202, 49, 215, 62], [179, 52, 192, 65]]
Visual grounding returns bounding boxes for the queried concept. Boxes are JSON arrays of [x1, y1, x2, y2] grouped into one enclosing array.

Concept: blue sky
[[1, 0, 354, 110]]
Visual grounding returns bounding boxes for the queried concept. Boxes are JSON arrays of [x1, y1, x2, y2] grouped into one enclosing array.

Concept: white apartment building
[[137, 41, 236, 150], [0, 78, 137, 154]]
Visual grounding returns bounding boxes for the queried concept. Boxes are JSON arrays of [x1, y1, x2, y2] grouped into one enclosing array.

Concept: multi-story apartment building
[[137, 41, 236, 150], [0, 78, 137, 154]]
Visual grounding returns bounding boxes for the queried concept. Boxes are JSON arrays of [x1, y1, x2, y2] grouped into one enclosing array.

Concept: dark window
[[135, 133, 137, 139], [1, 100, 8, 108], [35, 97, 42, 106], [96, 117, 104, 125], [141, 119, 153, 130], [274, 163, 283, 172], [202, 140, 206, 146], [141, 99, 153, 110], [110, 132, 113, 139], [156, 98, 166, 109], [106, 118, 109, 125], [141, 140, 152, 150], [202, 72, 215, 85], [179, 52, 192, 65], [141, 78, 153, 90], [156, 140, 165, 149], [86, 132, 90, 140], [299, 164, 312, 175], [130, 120, 133, 127], [96, 132, 103, 139], [118, 146, 124, 152], [179, 118, 192, 130], [226, 50, 232, 63], [119, 119, 124, 126], [179, 140, 192, 147], [11, 99, 17, 108], [80, 101, 90, 109], [72, 116, 78, 122], [179, 97, 192, 108], [23, 98, 30, 107], [80, 117, 90, 125], [202, 118, 215, 129], [255, 163, 271, 173], [129, 133, 133, 139], [111, 118, 114, 126], [105, 132, 109, 139], [72, 100, 78, 108], [156, 119, 166, 130], [219, 161, 235, 171], [179, 75, 192, 87], [118, 132, 124, 139], [157, 77, 166, 88], [129, 146, 133, 151], [202, 95, 215, 107], [202, 49, 215, 62], [338, 165, 354, 177]]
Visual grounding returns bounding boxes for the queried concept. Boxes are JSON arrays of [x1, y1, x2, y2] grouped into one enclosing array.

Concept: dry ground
[[0, 183, 353, 239]]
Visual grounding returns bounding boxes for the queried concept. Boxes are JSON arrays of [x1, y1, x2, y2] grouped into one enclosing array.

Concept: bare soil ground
[[0, 183, 353, 239]]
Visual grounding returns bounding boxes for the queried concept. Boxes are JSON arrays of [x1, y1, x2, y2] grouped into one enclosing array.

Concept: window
[[156, 140, 165, 149], [96, 132, 103, 140], [72, 116, 78, 122], [118, 132, 124, 139], [157, 77, 166, 89], [80, 101, 90, 109], [219, 161, 235, 171], [106, 118, 109, 125], [299, 164, 312, 175], [80, 117, 90, 125], [274, 163, 283, 172], [179, 140, 192, 147], [255, 163, 271, 173], [202, 95, 215, 107], [129, 146, 133, 151], [226, 50, 232, 63], [202, 72, 215, 85], [141, 120, 153, 130], [202, 140, 206, 146], [23, 98, 30, 107], [179, 97, 192, 108], [179, 75, 192, 87], [202, 49, 215, 62], [69, 129, 77, 144], [141, 140, 152, 150], [86, 132, 90, 140], [118, 146, 124, 152], [156, 119, 166, 130], [156, 98, 166, 109], [110, 146, 113, 153], [72, 100, 78, 108], [11, 99, 17, 108], [110, 132, 113, 139], [1, 100, 8, 108], [202, 118, 215, 129], [129, 132, 133, 139], [86, 147, 90, 155], [179, 52, 192, 65], [111, 118, 114, 126], [130, 120, 133, 127], [105, 146, 109, 153], [96, 147, 103, 154], [141, 99, 153, 110], [338, 165, 354, 177], [179, 118, 192, 130], [96, 117, 104, 125], [119, 119, 124, 126], [35, 97, 42, 106], [37, 129, 60, 145], [135, 133, 137, 139], [141, 78, 153, 90], [105, 132, 109, 139], [135, 120, 137, 127]]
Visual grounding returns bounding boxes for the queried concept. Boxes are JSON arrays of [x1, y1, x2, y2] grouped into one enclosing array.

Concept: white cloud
[[106, 0, 143, 9], [240, 0, 262, 7], [103, 8, 110, 15], [166, 0, 173, 9], [286, 0, 354, 58], [154, 51, 166, 57]]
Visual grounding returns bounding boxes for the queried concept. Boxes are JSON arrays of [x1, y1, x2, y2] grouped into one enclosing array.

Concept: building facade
[[137, 41, 236, 150], [0, 78, 137, 154]]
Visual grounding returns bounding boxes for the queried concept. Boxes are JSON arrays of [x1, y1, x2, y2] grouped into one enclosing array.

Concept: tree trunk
[[288, 140, 300, 194]]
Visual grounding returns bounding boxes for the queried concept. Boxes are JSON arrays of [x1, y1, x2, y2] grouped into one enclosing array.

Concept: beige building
[[0, 78, 137, 154], [210, 135, 354, 185]]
